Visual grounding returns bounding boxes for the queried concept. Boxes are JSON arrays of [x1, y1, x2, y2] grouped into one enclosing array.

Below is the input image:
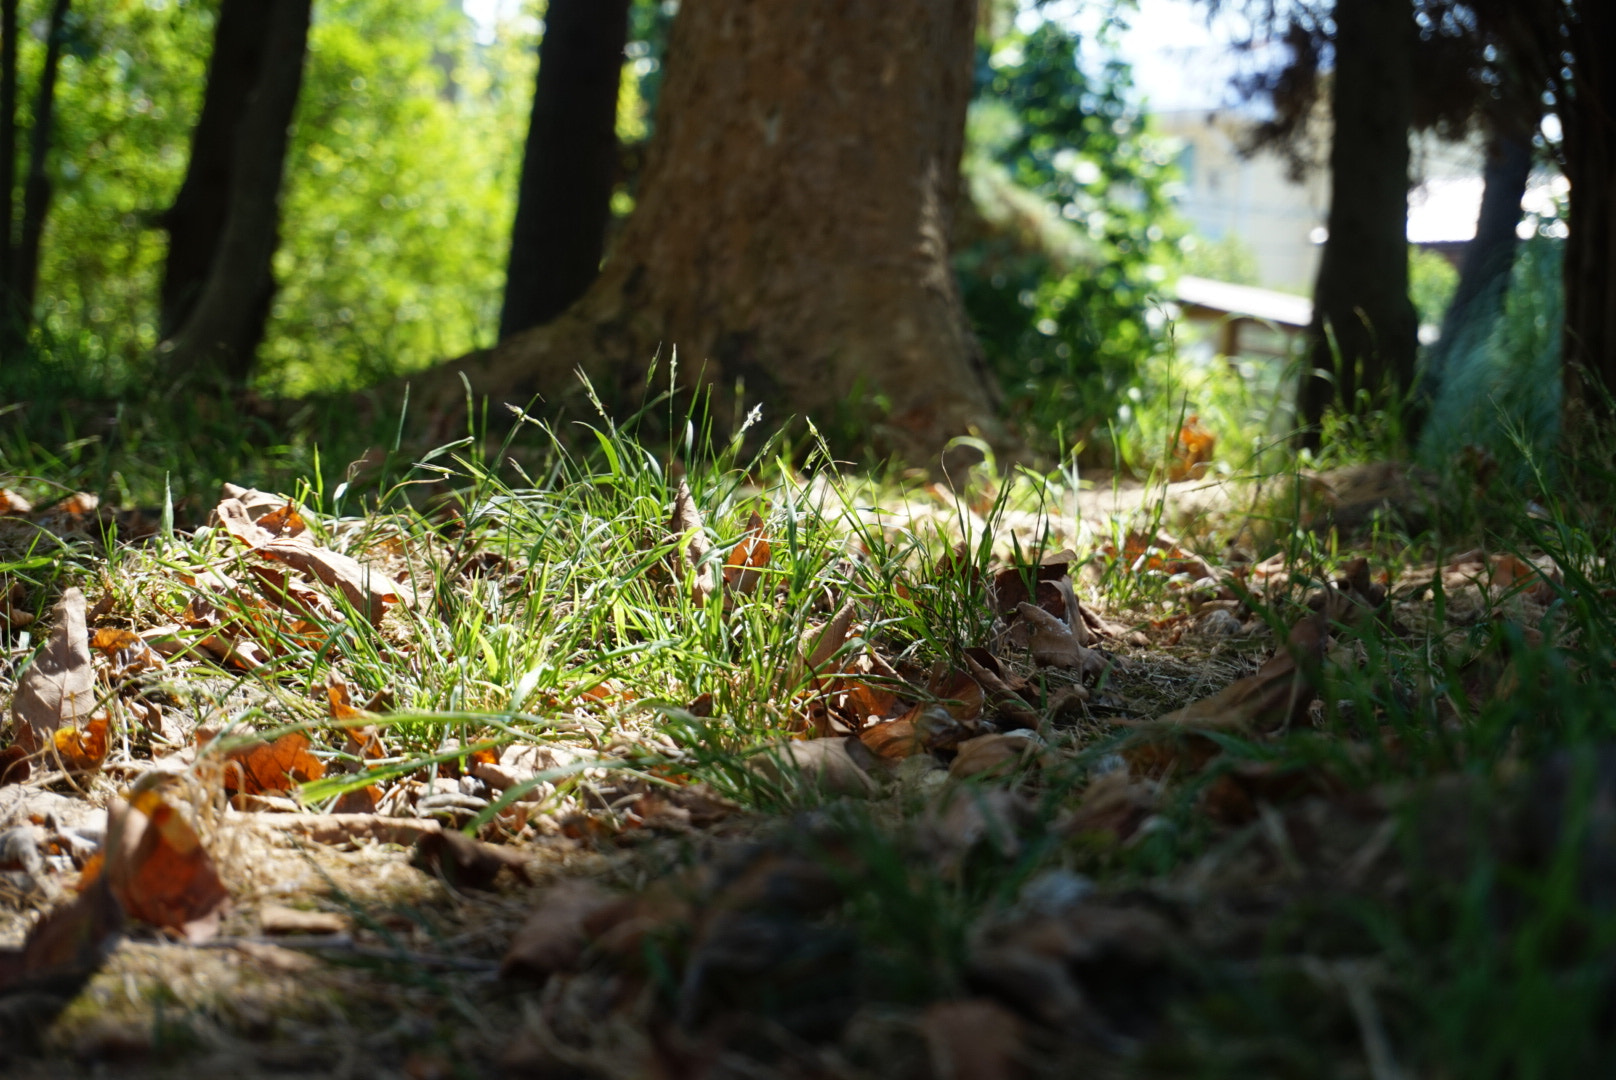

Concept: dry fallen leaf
[[0, 875, 124, 1051], [0, 745, 28, 786], [8, 588, 96, 755], [214, 731, 326, 796], [51, 715, 110, 773], [411, 829, 533, 891], [723, 509, 771, 596], [1017, 602, 1107, 679], [501, 879, 625, 980], [103, 787, 229, 943], [922, 998, 1024, 1080], [670, 477, 719, 605], [1152, 609, 1328, 734]]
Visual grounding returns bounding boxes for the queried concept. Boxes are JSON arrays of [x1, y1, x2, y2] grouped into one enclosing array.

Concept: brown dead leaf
[[258, 538, 412, 624], [988, 552, 1076, 618], [0, 875, 124, 1049], [1154, 609, 1328, 735], [411, 829, 532, 891], [8, 588, 95, 754], [501, 879, 625, 980], [105, 787, 229, 942], [0, 745, 28, 786], [1168, 414, 1216, 481], [51, 715, 110, 773], [1065, 771, 1158, 842], [922, 999, 1024, 1080], [215, 731, 326, 796], [0, 578, 33, 630], [859, 716, 923, 762], [802, 600, 858, 677], [749, 737, 880, 796], [670, 478, 719, 605], [951, 733, 1045, 780], [1017, 602, 1107, 679], [257, 499, 307, 538], [722, 510, 771, 596]]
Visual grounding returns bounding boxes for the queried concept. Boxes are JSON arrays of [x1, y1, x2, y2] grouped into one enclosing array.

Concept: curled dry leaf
[[211, 731, 326, 796], [670, 478, 719, 605], [1017, 602, 1107, 679], [722, 509, 771, 596], [103, 787, 229, 943], [8, 588, 95, 755], [748, 737, 880, 796], [950, 733, 1046, 781], [0, 745, 28, 786], [501, 879, 623, 980], [1152, 608, 1329, 735], [51, 715, 110, 773]]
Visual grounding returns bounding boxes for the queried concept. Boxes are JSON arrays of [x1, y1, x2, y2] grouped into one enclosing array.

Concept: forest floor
[[2, 424, 1613, 1078]]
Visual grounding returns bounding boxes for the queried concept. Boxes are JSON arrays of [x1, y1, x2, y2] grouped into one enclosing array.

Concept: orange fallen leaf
[[216, 731, 326, 795], [1168, 414, 1216, 481], [9, 588, 96, 754], [105, 788, 229, 942], [722, 510, 771, 596], [51, 716, 110, 773]]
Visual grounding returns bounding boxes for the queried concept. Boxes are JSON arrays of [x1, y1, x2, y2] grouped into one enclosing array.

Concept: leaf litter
[[0, 461, 1610, 1075]]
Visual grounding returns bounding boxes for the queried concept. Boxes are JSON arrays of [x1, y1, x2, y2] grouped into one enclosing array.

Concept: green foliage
[[1179, 232, 1262, 286], [27, 0, 211, 383], [263, 0, 529, 393], [1410, 245, 1460, 326], [10, 0, 532, 395], [1417, 237, 1562, 484], [959, 10, 1182, 457]]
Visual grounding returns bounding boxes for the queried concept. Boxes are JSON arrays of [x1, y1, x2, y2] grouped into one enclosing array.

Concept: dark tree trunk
[[0, 0, 18, 338], [427, 0, 1003, 465], [159, 0, 277, 340], [1559, 0, 1616, 421], [1297, 0, 1419, 447], [498, 0, 630, 341], [12, 0, 68, 325], [161, 0, 311, 384], [1411, 126, 1533, 432]]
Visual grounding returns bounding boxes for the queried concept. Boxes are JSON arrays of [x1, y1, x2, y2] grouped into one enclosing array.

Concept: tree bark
[[160, 0, 311, 385], [431, 0, 1003, 466], [0, 0, 18, 336], [159, 0, 277, 341], [1411, 127, 1533, 433], [1297, 0, 1419, 448], [1, 0, 67, 358], [498, 0, 630, 341], [1558, 0, 1616, 420]]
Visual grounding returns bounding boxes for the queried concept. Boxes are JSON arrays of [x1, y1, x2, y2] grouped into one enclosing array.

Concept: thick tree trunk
[[498, 0, 630, 341], [1297, 0, 1419, 448], [1411, 127, 1533, 433], [1, 0, 67, 358], [159, 0, 277, 340], [1559, 0, 1616, 421], [435, 0, 1003, 466], [0, 0, 17, 338], [160, 0, 310, 385]]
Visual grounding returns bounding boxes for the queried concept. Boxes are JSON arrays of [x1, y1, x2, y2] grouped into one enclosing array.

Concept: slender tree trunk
[[1410, 126, 1533, 434], [498, 0, 630, 341], [0, 0, 18, 339], [431, 0, 1003, 465], [1297, 0, 1419, 448], [11, 0, 68, 327], [161, 0, 311, 384], [1559, 0, 1616, 421], [159, 0, 277, 340]]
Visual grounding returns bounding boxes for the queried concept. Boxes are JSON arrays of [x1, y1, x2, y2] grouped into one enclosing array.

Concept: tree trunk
[[159, 0, 278, 340], [1559, 0, 1616, 421], [433, 0, 1003, 466], [160, 0, 311, 385], [1297, 0, 1419, 448], [1411, 126, 1533, 434], [1, 0, 67, 358], [498, 0, 630, 342], [0, 0, 18, 339]]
